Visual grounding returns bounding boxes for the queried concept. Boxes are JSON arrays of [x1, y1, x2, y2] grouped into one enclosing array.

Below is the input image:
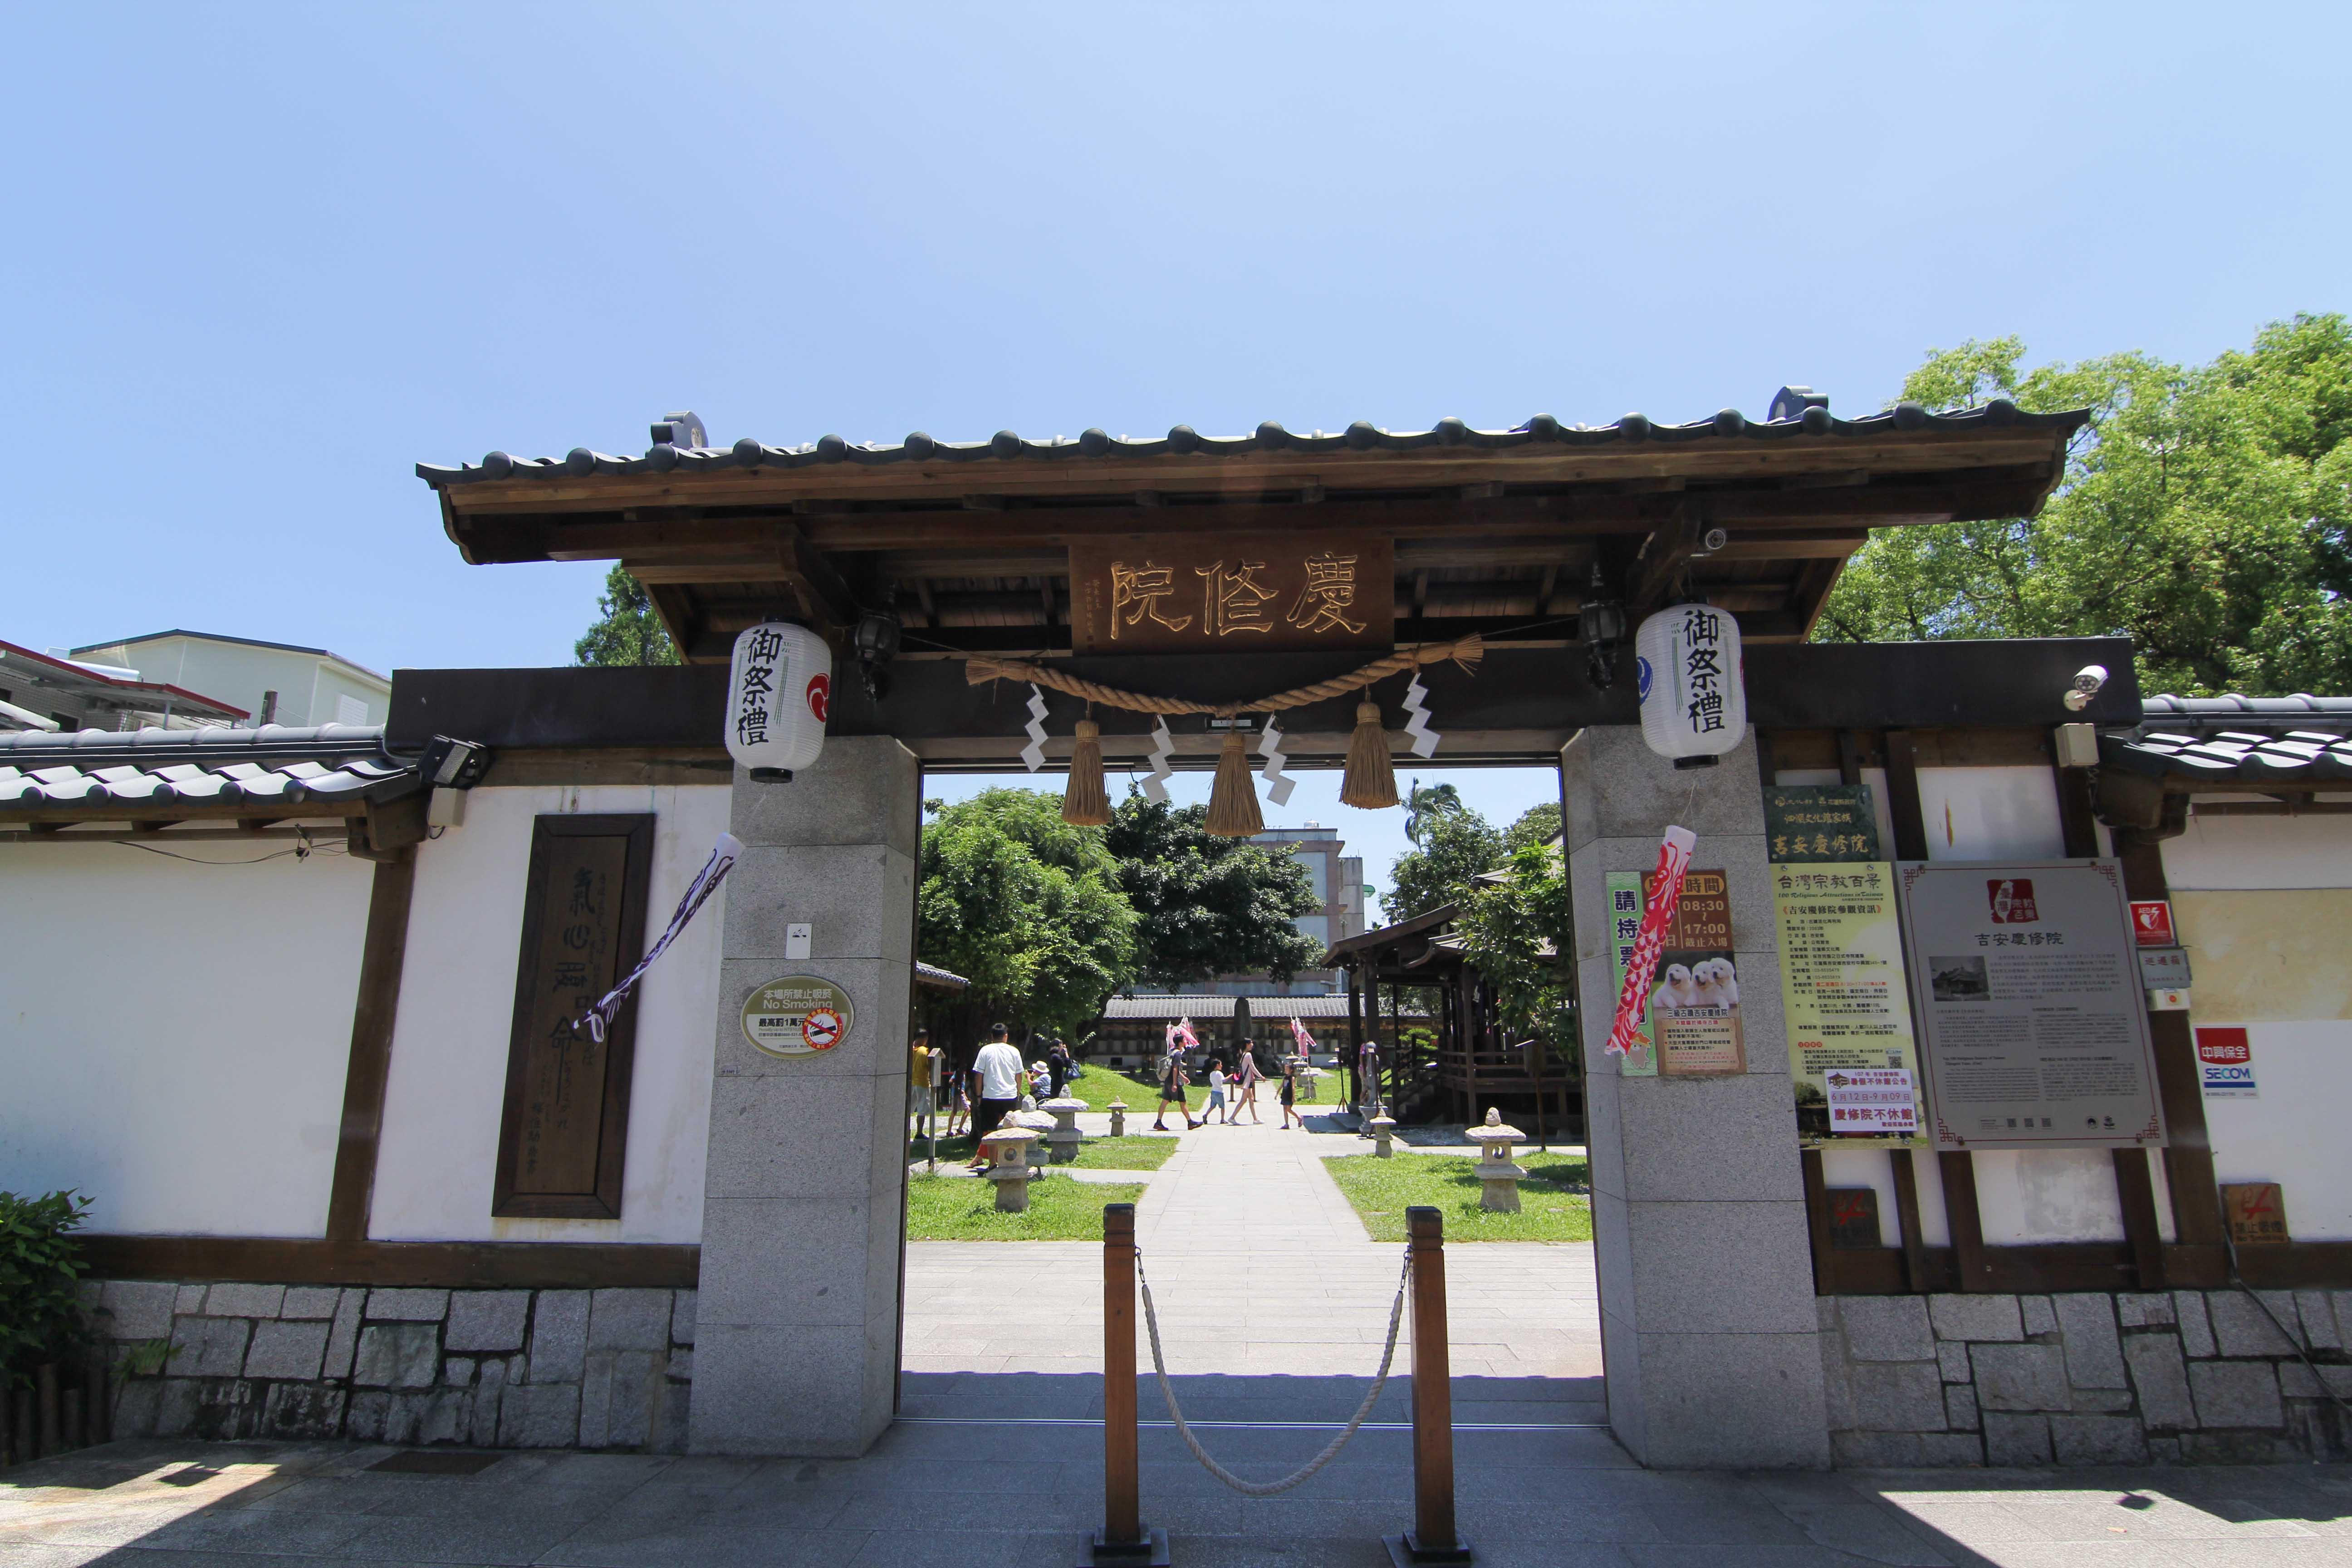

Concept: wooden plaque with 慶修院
[[1066, 534, 1395, 655]]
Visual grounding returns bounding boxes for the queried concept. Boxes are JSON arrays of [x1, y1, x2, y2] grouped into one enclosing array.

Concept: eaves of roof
[[2104, 693, 2352, 788], [418, 401, 2087, 490], [0, 723, 419, 818]]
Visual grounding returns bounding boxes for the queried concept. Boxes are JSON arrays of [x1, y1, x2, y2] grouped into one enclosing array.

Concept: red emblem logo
[[2195, 1027, 2250, 1066], [1986, 878, 2038, 923], [805, 673, 830, 722], [802, 1008, 843, 1051]]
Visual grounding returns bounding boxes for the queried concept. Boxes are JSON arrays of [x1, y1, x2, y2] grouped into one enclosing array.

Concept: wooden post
[[1389, 1207, 1472, 1564], [1091, 1205, 1165, 1564]]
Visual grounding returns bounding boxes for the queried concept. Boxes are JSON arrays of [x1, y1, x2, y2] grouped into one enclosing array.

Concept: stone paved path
[[902, 1107, 1603, 1405], [8, 1434, 2350, 1567]]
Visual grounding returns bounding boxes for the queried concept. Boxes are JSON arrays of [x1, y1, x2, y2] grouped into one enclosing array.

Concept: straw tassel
[[1340, 700, 1400, 809], [1203, 731, 1264, 838], [1061, 718, 1112, 826]]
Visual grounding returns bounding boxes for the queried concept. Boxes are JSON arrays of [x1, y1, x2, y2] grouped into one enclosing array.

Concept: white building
[[70, 629, 391, 730]]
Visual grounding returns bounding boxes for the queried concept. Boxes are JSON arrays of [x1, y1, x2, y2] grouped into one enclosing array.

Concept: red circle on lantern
[[806, 673, 830, 721]]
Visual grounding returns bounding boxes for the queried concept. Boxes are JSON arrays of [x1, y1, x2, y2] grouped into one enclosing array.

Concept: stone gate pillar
[[690, 737, 918, 1455], [1563, 725, 1830, 1468]]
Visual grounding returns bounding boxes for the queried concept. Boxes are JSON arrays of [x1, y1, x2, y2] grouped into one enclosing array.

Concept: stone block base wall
[[1821, 1289, 2352, 1466], [83, 1281, 696, 1451]]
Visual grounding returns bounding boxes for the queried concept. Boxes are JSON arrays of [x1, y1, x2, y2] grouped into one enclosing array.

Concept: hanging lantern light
[[1578, 561, 1628, 690], [1634, 602, 1744, 768], [725, 622, 832, 781]]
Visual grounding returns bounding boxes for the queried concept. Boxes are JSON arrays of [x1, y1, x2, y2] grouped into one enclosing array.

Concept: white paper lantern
[[726, 622, 832, 779], [1635, 603, 1745, 765]]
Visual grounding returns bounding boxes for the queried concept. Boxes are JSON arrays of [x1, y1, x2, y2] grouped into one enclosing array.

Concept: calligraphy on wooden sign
[[1067, 534, 1396, 655], [493, 814, 654, 1219]]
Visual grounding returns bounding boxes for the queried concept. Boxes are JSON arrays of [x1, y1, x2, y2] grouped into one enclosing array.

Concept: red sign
[[1986, 877, 2039, 924], [2131, 899, 2175, 946], [2195, 1027, 2251, 1066], [801, 1007, 844, 1051]]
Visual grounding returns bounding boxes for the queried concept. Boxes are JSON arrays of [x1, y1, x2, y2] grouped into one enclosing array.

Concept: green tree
[[574, 565, 681, 666], [1104, 791, 1322, 989], [1402, 778, 1465, 845], [1818, 314, 2352, 696], [1454, 843, 1578, 1064], [1382, 807, 1506, 924], [918, 789, 1137, 1039], [1502, 801, 1562, 853]]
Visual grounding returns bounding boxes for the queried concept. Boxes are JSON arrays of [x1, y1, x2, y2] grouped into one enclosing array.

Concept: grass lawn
[[906, 1172, 1147, 1240], [904, 1131, 1182, 1170], [1321, 1151, 1593, 1243], [1062, 1064, 1191, 1114]]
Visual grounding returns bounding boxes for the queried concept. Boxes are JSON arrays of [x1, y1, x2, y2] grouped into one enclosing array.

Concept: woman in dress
[[1232, 1037, 1264, 1124]]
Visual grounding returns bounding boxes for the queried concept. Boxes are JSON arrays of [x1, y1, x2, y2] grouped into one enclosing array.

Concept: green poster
[[1773, 859, 1926, 1147], [1602, 870, 1658, 1077], [1765, 784, 1882, 864]]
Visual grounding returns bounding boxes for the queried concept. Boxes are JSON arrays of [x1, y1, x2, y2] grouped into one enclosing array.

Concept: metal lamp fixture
[[1578, 563, 1628, 689], [854, 610, 903, 701]]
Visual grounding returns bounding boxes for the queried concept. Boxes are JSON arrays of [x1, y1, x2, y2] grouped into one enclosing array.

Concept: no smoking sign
[[741, 975, 857, 1059]]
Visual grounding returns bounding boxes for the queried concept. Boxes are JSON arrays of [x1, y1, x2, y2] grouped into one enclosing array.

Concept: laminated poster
[[1603, 867, 1744, 1077], [1766, 785, 1926, 1147], [1896, 858, 2166, 1151]]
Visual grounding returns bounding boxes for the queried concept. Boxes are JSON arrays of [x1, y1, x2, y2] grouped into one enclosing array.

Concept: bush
[[0, 1190, 93, 1387]]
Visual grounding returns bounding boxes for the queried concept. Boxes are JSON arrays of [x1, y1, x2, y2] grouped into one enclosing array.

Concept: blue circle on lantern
[[1636, 656, 1653, 702]]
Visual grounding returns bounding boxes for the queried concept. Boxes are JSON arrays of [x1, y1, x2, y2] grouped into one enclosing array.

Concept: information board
[[1767, 786, 1926, 1147], [1603, 866, 1743, 1077], [1897, 858, 2167, 1151]]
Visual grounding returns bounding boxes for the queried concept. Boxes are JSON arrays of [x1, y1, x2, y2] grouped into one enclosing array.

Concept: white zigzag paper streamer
[[1141, 717, 1176, 803], [1258, 716, 1295, 806], [1401, 672, 1440, 759], [1021, 684, 1049, 771]]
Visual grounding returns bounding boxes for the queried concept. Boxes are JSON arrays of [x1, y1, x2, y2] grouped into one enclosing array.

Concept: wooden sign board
[[1826, 1187, 1883, 1250], [1067, 533, 1394, 655], [493, 814, 654, 1219], [2221, 1182, 2289, 1245]]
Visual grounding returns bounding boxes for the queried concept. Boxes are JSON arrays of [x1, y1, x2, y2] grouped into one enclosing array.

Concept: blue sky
[[4, 4, 2346, 892]]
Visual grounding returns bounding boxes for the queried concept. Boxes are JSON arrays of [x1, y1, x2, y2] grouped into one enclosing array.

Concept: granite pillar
[[689, 737, 918, 1456], [1564, 725, 1830, 1468]]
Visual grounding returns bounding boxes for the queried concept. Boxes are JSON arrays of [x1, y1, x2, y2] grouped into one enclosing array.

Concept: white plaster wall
[[2202, 1020, 2352, 1241], [0, 840, 372, 1235], [368, 784, 730, 1243], [1916, 765, 2065, 862], [2162, 811, 2352, 891]]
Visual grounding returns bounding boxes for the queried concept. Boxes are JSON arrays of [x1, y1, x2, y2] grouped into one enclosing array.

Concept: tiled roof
[[1100, 994, 1362, 1020], [2102, 695, 2352, 787], [0, 724, 419, 813], [914, 961, 970, 990], [418, 401, 2083, 489]]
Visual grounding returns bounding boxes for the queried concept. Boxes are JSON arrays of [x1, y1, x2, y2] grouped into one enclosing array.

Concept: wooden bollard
[[1090, 1204, 1167, 1565], [1387, 1207, 1472, 1565]]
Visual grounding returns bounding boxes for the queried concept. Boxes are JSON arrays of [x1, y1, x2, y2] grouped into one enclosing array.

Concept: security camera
[[2063, 665, 2108, 712], [1700, 526, 1730, 554]]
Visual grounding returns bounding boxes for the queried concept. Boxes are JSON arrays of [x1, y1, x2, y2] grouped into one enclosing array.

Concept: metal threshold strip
[[896, 1415, 1606, 1432]]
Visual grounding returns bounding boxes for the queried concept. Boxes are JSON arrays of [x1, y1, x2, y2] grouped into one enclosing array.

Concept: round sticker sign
[[741, 975, 856, 1058]]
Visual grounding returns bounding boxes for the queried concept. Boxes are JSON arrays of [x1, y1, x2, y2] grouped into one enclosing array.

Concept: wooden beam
[[80, 1235, 699, 1289], [326, 854, 417, 1244], [1889, 1151, 1931, 1293], [2116, 833, 2230, 1255], [1629, 503, 1703, 615], [1801, 1149, 1838, 1294], [644, 581, 702, 661], [774, 522, 859, 628], [0, 802, 367, 826]]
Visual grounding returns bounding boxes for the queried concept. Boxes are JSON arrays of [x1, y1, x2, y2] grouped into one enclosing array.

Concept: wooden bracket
[[774, 523, 860, 630]]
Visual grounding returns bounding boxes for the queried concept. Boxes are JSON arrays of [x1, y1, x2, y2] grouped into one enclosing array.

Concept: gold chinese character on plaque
[[1107, 560, 1193, 641], [1195, 560, 1279, 637], [1286, 551, 1366, 635]]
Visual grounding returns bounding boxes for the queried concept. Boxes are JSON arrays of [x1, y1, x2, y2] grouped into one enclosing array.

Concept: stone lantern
[[1108, 1099, 1127, 1137], [979, 1127, 1040, 1211], [1467, 1107, 1528, 1213], [1041, 1097, 1088, 1164], [1369, 1114, 1397, 1158]]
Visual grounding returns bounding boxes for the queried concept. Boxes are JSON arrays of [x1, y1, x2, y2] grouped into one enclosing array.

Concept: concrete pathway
[[8, 1433, 2350, 1567], [902, 1108, 1603, 1398]]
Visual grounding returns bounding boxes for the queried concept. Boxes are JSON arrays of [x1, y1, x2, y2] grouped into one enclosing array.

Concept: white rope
[[1134, 1245, 1412, 1496]]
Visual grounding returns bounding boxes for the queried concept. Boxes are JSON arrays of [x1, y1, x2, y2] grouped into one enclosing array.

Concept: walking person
[[1205, 1059, 1229, 1125], [1279, 1057, 1305, 1129], [1046, 1037, 1073, 1100], [907, 1029, 936, 1142], [1153, 1045, 1200, 1132], [1232, 1037, 1264, 1124], [946, 1064, 970, 1137], [965, 1024, 1025, 1168]]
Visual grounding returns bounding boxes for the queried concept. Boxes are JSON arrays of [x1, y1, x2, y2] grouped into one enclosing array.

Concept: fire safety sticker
[[741, 975, 857, 1058]]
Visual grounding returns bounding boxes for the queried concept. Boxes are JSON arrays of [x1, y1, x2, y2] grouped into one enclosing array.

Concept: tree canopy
[[1381, 799, 1558, 925], [1818, 314, 2352, 697], [1453, 842, 1578, 1064], [574, 565, 680, 667], [1103, 790, 1323, 989], [917, 789, 1136, 1039]]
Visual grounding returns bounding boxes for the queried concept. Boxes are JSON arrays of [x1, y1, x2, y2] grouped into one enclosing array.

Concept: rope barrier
[[1133, 1244, 1412, 1496], [965, 635, 1485, 719]]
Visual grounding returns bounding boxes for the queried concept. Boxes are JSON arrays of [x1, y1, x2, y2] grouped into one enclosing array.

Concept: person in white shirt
[[1206, 1063, 1228, 1125], [966, 1024, 1026, 1167]]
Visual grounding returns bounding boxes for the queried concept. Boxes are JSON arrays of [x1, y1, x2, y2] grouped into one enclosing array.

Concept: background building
[[70, 629, 390, 729], [1201, 824, 1366, 996], [0, 639, 245, 732]]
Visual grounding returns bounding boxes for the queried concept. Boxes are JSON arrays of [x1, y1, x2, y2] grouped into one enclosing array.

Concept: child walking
[[1279, 1058, 1305, 1129], [1206, 1061, 1229, 1125]]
